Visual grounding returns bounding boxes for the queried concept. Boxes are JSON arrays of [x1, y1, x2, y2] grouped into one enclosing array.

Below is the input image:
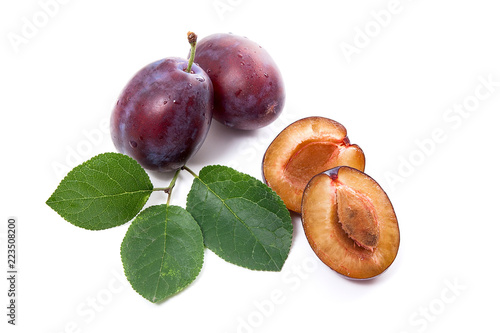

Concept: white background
[[2, 0, 500, 332]]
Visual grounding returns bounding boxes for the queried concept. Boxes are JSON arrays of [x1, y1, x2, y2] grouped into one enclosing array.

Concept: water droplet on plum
[[129, 141, 138, 148], [196, 76, 205, 82]]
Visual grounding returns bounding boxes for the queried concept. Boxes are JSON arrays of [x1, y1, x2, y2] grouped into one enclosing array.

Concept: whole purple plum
[[111, 55, 213, 172], [194, 33, 285, 130]]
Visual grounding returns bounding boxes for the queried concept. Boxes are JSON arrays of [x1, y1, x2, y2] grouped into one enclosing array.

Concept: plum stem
[[185, 31, 198, 73], [165, 168, 182, 206]]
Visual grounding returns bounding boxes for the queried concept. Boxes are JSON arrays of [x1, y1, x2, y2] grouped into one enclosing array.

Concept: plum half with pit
[[262, 117, 365, 213], [111, 32, 213, 172], [302, 166, 400, 279], [194, 33, 285, 130]]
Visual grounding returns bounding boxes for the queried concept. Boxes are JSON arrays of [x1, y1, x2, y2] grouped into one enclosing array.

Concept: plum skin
[[194, 33, 285, 130], [110, 57, 214, 172]]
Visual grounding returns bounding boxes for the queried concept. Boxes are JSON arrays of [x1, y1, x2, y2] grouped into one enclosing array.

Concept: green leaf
[[186, 165, 293, 271], [46, 152, 153, 230], [121, 205, 204, 303]]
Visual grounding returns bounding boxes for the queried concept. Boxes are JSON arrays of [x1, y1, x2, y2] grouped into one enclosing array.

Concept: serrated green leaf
[[121, 205, 204, 303], [46, 152, 153, 230], [186, 165, 293, 271]]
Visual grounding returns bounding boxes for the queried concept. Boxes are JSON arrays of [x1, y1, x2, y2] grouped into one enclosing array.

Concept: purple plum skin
[[110, 57, 213, 172], [194, 33, 285, 130]]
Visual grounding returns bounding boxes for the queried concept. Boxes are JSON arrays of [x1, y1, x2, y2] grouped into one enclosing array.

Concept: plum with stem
[[111, 32, 213, 172]]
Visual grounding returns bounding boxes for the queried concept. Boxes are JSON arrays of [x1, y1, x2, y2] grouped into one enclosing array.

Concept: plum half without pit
[[302, 166, 400, 279], [262, 117, 365, 213]]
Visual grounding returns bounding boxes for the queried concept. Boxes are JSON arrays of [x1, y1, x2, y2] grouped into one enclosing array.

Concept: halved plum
[[301, 166, 400, 279], [262, 117, 365, 213]]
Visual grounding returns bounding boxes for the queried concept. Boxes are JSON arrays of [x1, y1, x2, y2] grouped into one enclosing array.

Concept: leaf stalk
[[181, 165, 198, 178], [166, 168, 182, 206]]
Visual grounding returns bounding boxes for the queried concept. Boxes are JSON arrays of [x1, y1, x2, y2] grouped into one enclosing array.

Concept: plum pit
[[336, 184, 379, 252]]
